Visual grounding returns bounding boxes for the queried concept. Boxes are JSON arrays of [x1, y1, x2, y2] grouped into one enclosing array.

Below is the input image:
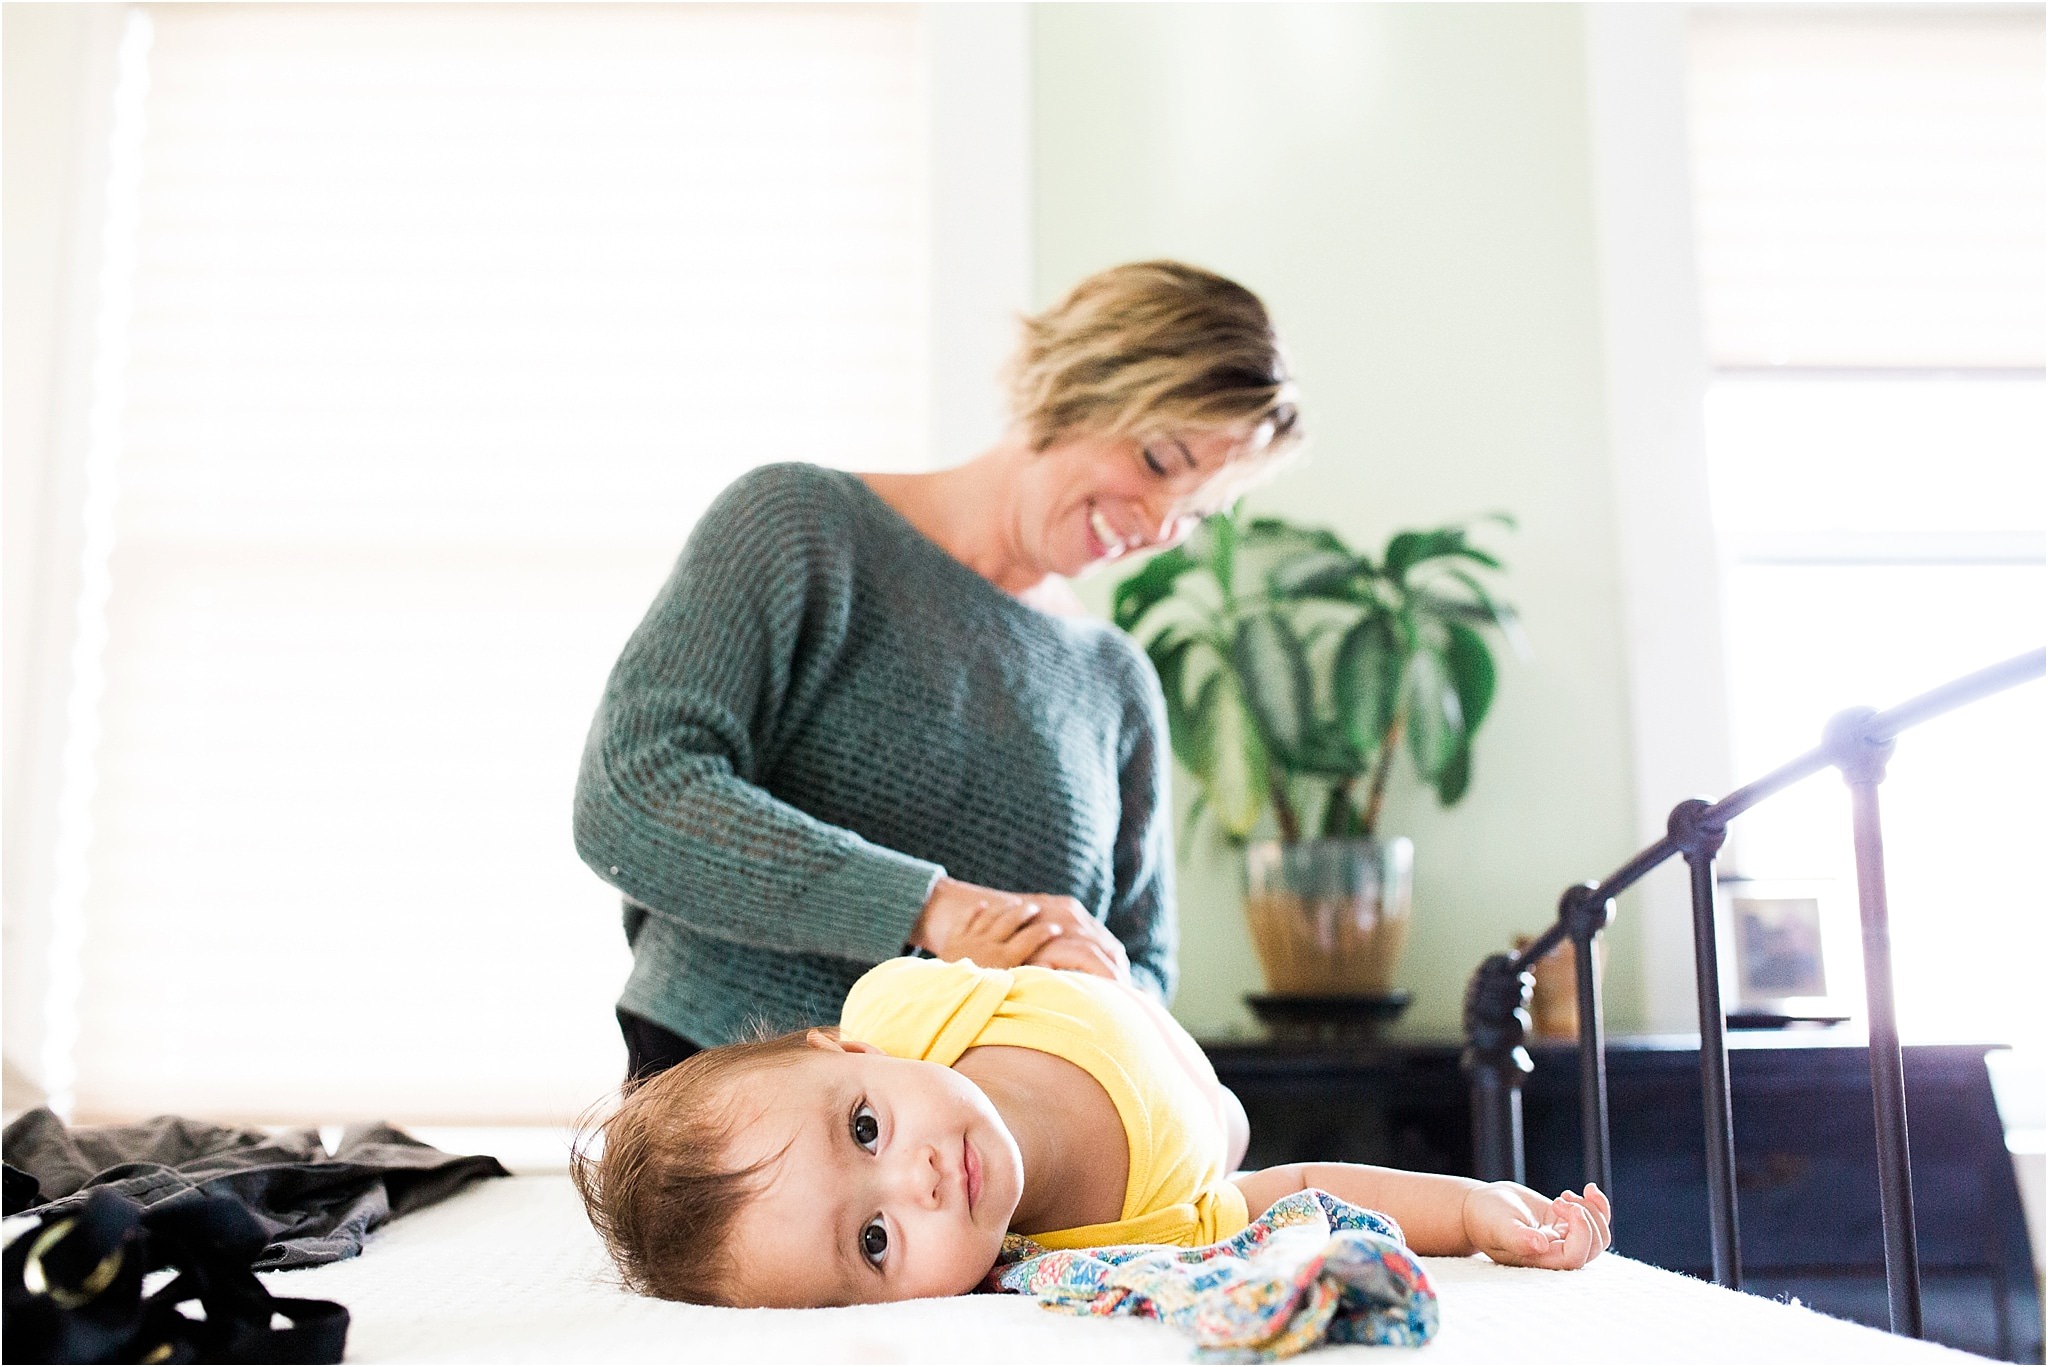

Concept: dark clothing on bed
[[2, 1107, 506, 1270]]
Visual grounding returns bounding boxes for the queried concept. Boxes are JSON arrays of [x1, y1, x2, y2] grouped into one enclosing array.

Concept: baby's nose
[[894, 1145, 943, 1208]]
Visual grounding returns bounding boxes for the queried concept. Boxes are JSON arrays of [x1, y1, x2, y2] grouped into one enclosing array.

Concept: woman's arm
[[573, 467, 940, 964], [1088, 642, 1178, 1000], [1229, 1164, 1611, 1269]]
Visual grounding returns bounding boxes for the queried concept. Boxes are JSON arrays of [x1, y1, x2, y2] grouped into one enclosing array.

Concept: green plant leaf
[[1435, 740, 1473, 805], [1153, 637, 1207, 775], [1403, 647, 1465, 781], [1127, 593, 1225, 661], [1112, 545, 1200, 631], [1292, 720, 1363, 778], [1318, 785, 1356, 839], [1414, 585, 1526, 656], [1237, 522, 1350, 598], [1441, 619, 1498, 735], [1210, 506, 1241, 604], [1180, 790, 1210, 849], [1267, 549, 1358, 599], [1243, 517, 1347, 554], [1232, 613, 1312, 764], [1384, 524, 1513, 579], [1334, 616, 1402, 756], [1163, 643, 1220, 778], [1384, 528, 1466, 580], [1204, 672, 1268, 840]]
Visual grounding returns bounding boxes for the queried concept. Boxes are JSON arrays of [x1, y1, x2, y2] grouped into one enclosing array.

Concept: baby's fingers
[[1545, 1198, 1604, 1268], [1573, 1188, 1612, 1252], [1552, 1190, 1610, 1256], [1582, 1183, 1613, 1245]]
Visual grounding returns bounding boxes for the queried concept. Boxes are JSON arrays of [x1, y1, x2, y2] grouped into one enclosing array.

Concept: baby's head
[[574, 1026, 1023, 1308]]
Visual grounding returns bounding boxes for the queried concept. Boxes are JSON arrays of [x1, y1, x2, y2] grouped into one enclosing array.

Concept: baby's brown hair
[[571, 1025, 829, 1304]]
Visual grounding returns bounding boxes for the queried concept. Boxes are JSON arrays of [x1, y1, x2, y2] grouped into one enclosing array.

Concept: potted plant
[[1111, 506, 1517, 1001]]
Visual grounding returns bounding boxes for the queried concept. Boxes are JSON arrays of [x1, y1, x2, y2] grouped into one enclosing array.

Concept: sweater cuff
[[807, 844, 945, 963]]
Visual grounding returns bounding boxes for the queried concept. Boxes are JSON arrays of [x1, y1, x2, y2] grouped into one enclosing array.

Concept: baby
[[574, 957, 1610, 1308]]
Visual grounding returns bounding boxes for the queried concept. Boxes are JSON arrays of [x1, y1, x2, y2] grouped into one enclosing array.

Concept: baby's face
[[717, 1032, 1022, 1307]]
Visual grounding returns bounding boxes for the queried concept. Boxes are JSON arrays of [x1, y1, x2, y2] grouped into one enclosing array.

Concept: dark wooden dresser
[[1202, 1029, 2042, 1362]]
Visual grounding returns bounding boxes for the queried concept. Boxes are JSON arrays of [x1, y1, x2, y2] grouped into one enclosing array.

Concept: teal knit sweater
[[574, 463, 1176, 1047]]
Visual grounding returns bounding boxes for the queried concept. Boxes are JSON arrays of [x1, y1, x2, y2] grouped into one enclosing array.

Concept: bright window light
[[1690, 7, 2045, 1051], [57, 3, 931, 1124]]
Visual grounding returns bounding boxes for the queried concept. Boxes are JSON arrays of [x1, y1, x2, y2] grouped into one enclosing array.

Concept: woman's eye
[[851, 1102, 880, 1152], [860, 1217, 889, 1268], [1141, 445, 1169, 476]]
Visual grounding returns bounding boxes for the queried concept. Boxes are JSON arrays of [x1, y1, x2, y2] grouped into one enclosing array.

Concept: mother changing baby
[[572, 260, 1304, 1082]]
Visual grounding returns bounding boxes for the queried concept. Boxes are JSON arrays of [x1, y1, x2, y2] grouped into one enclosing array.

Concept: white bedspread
[[262, 1175, 1989, 1364]]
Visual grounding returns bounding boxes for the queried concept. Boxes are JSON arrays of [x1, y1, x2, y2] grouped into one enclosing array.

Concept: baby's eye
[[851, 1102, 880, 1152], [860, 1217, 888, 1268]]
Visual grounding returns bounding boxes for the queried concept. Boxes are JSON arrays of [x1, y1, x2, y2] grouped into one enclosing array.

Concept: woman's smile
[[1086, 502, 1136, 562]]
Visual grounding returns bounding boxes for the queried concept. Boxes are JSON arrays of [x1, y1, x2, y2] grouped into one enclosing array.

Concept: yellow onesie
[[840, 956, 1250, 1249]]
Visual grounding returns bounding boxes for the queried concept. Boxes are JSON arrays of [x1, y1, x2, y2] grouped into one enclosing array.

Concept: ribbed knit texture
[[574, 463, 1176, 1047]]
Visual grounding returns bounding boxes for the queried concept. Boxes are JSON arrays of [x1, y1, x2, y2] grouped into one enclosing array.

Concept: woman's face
[[1020, 426, 1263, 581]]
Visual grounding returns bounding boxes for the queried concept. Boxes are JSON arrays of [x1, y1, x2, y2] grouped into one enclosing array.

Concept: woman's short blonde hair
[[1006, 260, 1302, 457]]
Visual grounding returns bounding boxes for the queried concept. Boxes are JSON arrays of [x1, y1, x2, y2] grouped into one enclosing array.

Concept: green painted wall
[[1035, 3, 1646, 1040]]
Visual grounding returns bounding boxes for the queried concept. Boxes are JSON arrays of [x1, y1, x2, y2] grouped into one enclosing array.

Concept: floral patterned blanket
[[987, 1188, 1438, 1361]]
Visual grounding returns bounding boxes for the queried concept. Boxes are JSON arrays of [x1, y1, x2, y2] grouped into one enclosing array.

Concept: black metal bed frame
[[1460, 646, 2045, 1339]]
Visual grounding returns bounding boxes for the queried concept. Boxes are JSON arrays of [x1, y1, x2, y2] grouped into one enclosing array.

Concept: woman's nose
[[1138, 495, 1187, 544], [1141, 503, 1198, 547]]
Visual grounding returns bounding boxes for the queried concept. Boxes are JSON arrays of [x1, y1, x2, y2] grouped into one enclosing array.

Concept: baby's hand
[[1461, 1181, 1611, 1270]]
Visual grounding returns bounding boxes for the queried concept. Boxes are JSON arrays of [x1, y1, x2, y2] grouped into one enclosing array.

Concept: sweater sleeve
[[1103, 638, 1178, 1004], [573, 466, 943, 964]]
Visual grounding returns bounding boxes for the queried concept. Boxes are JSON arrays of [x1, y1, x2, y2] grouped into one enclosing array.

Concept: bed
[[260, 1170, 1991, 1364], [257, 660, 2042, 1364]]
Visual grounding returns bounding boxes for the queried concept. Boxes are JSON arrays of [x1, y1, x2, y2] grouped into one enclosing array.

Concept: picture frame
[[1717, 877, 1860, 1026]]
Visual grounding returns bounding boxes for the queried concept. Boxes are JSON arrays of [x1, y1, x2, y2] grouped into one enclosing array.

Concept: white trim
[[0, 5, 135, 1111], [39, 8, 153, 1118], [923, 2, 1031, 467], [1585, 5, 1737, 1034]]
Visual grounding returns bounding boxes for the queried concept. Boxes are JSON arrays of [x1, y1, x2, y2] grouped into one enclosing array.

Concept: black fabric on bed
[[2, 1107, 508, 1270]]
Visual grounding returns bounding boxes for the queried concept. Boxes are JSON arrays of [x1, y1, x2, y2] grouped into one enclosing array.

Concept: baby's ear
[[805, 1029, 882, 1055], [803, 1027, 882, 1054]]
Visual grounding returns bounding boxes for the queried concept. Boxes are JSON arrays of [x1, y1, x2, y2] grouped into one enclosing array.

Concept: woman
[[574, 260, 1302, 1081]]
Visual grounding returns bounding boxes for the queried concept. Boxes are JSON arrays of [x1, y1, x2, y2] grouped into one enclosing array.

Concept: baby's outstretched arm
[[1229, 1164, 1611, 1269]]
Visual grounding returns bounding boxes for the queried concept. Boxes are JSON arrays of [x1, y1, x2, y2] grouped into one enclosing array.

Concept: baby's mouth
[[963, 1136, 982, 1213]]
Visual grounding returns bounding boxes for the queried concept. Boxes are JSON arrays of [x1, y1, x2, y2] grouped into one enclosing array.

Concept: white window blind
[[1687, 6, 2045, 1048], [60, 3, 931, 1123], [1688, 6, 2044, 368]]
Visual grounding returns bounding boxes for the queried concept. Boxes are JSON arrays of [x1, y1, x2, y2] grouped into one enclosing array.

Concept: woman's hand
[[912, 878, 1129, 981], [1461, 1181, 1611, 1270]]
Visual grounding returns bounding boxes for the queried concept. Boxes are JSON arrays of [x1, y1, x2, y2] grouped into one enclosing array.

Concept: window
[[41, 3, 955, 1123], [1687, 6, 2045, 1046]]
